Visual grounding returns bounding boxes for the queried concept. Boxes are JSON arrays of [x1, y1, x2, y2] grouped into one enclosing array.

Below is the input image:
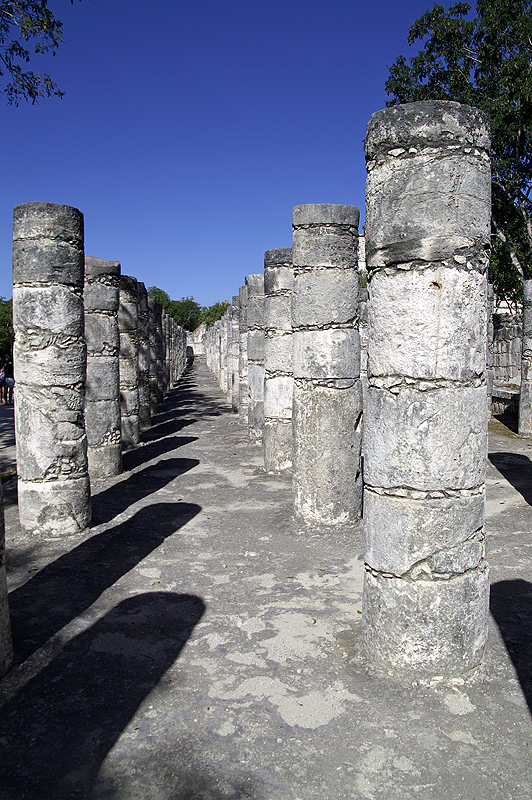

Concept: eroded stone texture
[[230, 296, 240, 411], [363, 100, 491, 676], [291, 204, 362, 524], [247, 274, 265, 443], [119, 275, 140, 448], [13, 202, 91, 536], [264, 247, 294, 472], [518, 280, 532, 435], [239, 285, 249, 424], [155, 301, 164, 405], [84, 256, 122, 478], [137, 282, 151, 431], [0, 485, 13, 677], [219, 308, 229, 393], [148, 295, 159, 416]]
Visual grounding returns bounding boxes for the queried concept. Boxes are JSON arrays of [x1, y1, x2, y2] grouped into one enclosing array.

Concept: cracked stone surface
[[363, 102, 491, 674], [12, 202, 91, 538]]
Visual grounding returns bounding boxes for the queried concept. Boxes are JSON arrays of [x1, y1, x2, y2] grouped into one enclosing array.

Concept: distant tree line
[[147, 288, 229, 331]]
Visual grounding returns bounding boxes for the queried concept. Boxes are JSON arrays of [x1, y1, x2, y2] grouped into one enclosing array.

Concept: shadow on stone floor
[[152, 371, 231, 423], [0, 592, 206, 800], [94, 736, 264, 800], [493, 412, 519, 435], [490, 579, 532, 715], [138, 415, 198, 442], [94, 741, 263, 800], [488, 452, 532, 506], [122, 435, 198, 472], [7, 502, 201, 665], [91, 458, 199, 525]]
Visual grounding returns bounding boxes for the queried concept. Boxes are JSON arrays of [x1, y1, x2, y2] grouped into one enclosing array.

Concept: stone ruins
[[0, 99, 523, 681]]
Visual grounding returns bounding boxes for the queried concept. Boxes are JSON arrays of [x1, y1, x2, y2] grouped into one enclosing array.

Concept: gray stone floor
[[0, 358, 531, 799]]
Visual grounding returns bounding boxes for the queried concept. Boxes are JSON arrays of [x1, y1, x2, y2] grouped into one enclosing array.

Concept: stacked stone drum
[[291, 204, 362, 525], [13, 202, 91, 536], [362, 100, 492, 675]]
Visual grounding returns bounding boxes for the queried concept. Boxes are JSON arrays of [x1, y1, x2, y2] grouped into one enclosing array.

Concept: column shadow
[[140, 416, 198, 441], [488, 452, 532, 506], [8, 502, 201, 664], [121, 436, 198, 472], [0, 592, 206, 800], [490, 579, 532, 715], [91, 458, 199, 525]]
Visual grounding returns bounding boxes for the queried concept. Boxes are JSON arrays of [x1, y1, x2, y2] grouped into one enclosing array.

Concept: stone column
[[247, 274, 265, 443], [363, 100, 491, 676], [239, 284, 249, 424], [291, 204, 362, 524], [155, 301, 164, 405], [137, 282, 151, 431], [84, 256, 122, 478], [12, 202, 91, 536], [119, 275, 140, 448], [264, 248, 294, 473], [230, 295, 240, 412], [518, 280, 532, 436], [487, 283, 494, 410], [0, 485, 13, 677], [220, 309, 229, 393], [163, 310, 170, 394], [215, 319, 223, 389], [148, 295, 158, 416]]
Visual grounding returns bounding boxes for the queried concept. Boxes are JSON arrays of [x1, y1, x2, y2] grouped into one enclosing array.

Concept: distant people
[[0, 358, 5, 403], [3, 356, 14, 405]]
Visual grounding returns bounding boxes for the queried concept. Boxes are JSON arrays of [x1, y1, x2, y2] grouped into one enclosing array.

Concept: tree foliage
[[147, 286, 229, 331], [166, 297, 203, 331], [201, 300, 229, 329], [0, 297, 14, 356], [385, 0, 532, 303], [147, 286, 171, 310], [0, 0, 77, 105]]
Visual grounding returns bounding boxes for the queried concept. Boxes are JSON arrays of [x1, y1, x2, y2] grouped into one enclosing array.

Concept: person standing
[[4, 356, 14, 405]]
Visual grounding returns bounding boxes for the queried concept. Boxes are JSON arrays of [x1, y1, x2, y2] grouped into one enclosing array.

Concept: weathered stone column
[[119, 275, 140, 448], [487, 283, 494, 409], [224, 305, 233, 403], [13, 202, 91, 536], [518, 280, 532, 436], [292, 205, 362, 524], [247, 274, 265, 443], [230, 295, 240, 412], [264, 248, 294, 473], [137, 282, 151, 431], [155, 301, 164, 405], [84, 256, 122, 477], [148, 295, 159, 415], [220, 312, 229, 393], [0, 485, 13, 677], [163, 310, 170, 394], [363, 100, 491, 676], [239, 284, 249, 424]]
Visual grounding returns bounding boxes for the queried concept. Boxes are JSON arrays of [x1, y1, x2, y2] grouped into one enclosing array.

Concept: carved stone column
[[363, 100, 491, 675], [13, 202, 91, 536], [291, 204, 362, 524], [84, 256, 122, 477], [264, 248, 294, 473]]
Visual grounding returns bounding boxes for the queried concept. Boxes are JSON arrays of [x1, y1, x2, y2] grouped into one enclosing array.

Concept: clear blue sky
[[1, 0, 443, 306]]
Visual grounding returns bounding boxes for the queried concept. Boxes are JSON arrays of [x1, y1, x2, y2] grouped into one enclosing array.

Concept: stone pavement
[[0, 357, 531, 800], [0, 399, 15, 479]]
